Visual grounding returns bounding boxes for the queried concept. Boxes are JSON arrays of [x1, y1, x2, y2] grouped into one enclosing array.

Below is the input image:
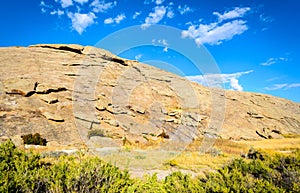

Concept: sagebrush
[[0, 140, 299, 192]]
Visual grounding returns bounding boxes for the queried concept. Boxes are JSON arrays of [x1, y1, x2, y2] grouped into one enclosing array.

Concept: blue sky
[[1, 0, 300, 102]]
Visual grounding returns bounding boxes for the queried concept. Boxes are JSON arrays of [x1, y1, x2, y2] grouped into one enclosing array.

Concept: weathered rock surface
[[0, 44, 300, 149]]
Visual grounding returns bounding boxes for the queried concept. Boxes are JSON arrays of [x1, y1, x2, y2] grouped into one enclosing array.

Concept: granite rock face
[[0, 44, 299, 148]]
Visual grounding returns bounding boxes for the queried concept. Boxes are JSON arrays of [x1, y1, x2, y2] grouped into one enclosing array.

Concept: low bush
[[0, 139, 299, 192], [21, 133, 47, 146], [87, 129, 106, 139]]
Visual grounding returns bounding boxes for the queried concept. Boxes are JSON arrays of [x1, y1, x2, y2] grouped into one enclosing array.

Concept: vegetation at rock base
[[21, 133, 47, 146], [87, 129, 106, 139], [0, 139, 299, 192]]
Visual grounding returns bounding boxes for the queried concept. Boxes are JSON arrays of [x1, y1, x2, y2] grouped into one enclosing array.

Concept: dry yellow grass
[[168, 136, 300, 171], [236, 137, 300, 153], [20, 136, 300, 174], [168, 152, 238, 172]]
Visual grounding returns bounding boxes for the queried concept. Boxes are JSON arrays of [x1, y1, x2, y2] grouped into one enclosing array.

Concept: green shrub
[[0, 141, 299, 192], [127, 174, 166, 193], [0, 140, 132, 192], [87, 129, 105, 139], [164, 172, 203, 193], [199, 149, 300, 192], [21, 133, 47, 146], [0, 140, 46, 192]]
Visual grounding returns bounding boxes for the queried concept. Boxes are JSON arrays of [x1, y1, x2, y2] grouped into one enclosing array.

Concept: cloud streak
[[74, 0, 89, 5], [213, 7, 250, 22], [90, 0, 116, 13], [50, 9, 64, 16], [186, 70, 253, 91], [59, 0, 73, 8], [265, 83, 300, 90], [104, 14, 126, 24], [261, 57, 288, 66], [132, 11, 141, 19], [141, 6, 166, 29]]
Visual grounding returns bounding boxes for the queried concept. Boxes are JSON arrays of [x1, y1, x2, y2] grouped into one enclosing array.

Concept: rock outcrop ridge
[[0, 44, 300, 148]]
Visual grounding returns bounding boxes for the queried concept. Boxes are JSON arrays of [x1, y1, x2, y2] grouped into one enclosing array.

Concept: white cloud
[[182, 7, 251, 46], [152, 39, 169, 52], [59, 0, 73, 8], [104, 14, 126, 24], [182, 20, 248, 46], [213, 7, 250, 22], [265, 83, 300, 91], [91, 0, 116, 13], [186, 70, 253, 91], [41, 8, 47, 13], [141, 6, 166, 29], [104, 17, 114, 24], [135, 54, 142, 60], [167, 8, 174, 18], [154, 0, 164, 5], [40, 0, 53, 13], [115, 14, 126, 23], [50, 9, 64, 16], [261, 57, 288, 66], [133, 11, 141, 19], [287, 83, 300, 88], [74, 0, 89, 4], [67, 12, 96, 34], [152, 39, 168, 46], [259, 14, 273, 23], [40, 1, 46, 6], [229, 78, 243, 91], [178, 5, 193, 15], [159, 39, 168, 46]]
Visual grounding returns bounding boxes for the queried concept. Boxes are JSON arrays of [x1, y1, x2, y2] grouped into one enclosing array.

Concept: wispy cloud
[[40, 1, 53, 13], [58, 0, 73, 8], [144, 0, 150, 5], [67, 12, 96, 34], [178, 5, 193, 15], [182, 7, 250, 46], [266, 77, 281, 82], [186, 70, 253, 91], [135, 54, 142, 61], [142, 6, 166, 29], [261, 57, 288, 66], [154, 0, 164, 5], [133, 11, 142, 19], [213, 7, 250, 22], [167, 7, 175, 18], [265, 83, 300, 91], [74, 0, 89, 5], [104, 14, 126, 24], [259, 14, 273, 23], [41, 8, 47, 13], [90, 0, 116, 13], [50, 9, 64, 16], [152, 39, 169, 52]]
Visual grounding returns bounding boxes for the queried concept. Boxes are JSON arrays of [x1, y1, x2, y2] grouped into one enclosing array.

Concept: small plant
[[164, 159, 178, 167], [209, 147, 222, 157], [134, 155, 146, 160], [21, 133, 47, 146], [247, 147, 265, 160], [87, 129, 105, 139]]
